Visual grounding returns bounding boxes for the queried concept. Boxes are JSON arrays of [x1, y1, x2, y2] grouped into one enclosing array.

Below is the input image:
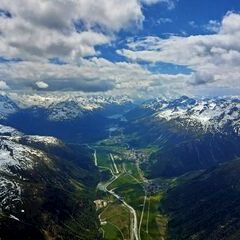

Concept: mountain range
[[0, 93, 239, 240], [125, 96, 240, 178]]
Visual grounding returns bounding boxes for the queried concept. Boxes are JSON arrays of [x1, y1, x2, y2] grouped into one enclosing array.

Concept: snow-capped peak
[[144, 96, 240, 135]]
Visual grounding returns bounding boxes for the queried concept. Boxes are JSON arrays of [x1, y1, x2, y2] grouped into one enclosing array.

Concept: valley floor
[[91, 133, 168, 240]]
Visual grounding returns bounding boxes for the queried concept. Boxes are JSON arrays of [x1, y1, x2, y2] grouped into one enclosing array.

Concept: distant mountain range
[[136, 96, 240, 132], [0, 92, 132, 121], [0, 93, 239, 176], [129, 95, 240, 135], [125, 96, 240, 178], [0, 93, 239, 177], [0, 92, 134, 143]]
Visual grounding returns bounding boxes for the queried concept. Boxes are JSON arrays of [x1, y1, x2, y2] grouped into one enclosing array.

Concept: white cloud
[[204, 20, 221, 33], [0, 80, 10, 90], [141, 0, 177, 9], [118, 12, 240, 92], [36, 81, 49, 89], [0, 0, 184, 97], [0, 0, 144, 62], [189, 21, 197, 28], [1, 0, 236, 98], [0, 0, 144, 32], [0, 58, 193, 97], [157, 18, 173, 24]]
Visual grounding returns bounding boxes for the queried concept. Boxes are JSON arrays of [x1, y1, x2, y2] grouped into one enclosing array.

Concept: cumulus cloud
[[118, 12, 240, 91], [0, 59, 150, 91], [0, 57, 192, 97], [0, 0, 183, 97], [36, 81, 49, 89], [0, 0, 144, 62], [190, 71, 215, 85], [0, 80, 10, 90]]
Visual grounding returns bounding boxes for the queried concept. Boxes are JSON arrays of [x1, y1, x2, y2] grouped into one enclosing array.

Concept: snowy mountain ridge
[[0, 124, 63, 213], [143, 96, 240, 135], [8, 92, 132, 109], [0, 92, 132, 121]]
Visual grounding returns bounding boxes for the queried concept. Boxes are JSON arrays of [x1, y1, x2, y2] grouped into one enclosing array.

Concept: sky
[[0, 0, 239, 98]]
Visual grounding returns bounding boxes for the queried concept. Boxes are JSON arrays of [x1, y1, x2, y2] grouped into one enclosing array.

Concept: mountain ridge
[[0, 124, 101, 240]]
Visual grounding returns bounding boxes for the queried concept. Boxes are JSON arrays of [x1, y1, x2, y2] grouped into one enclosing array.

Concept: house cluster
[[144, 181, 161, 196], [94, 199, 107, 211], [144, 180, 170, 196], [124, 149, 148, 163]]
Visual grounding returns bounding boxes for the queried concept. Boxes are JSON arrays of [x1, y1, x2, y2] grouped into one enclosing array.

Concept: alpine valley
[[0, 92, 240, 240]]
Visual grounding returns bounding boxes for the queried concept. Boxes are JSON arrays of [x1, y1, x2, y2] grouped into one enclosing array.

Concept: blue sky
[[0, 0, 239, 98], [99, 0, 240, 63], [143, 0, 240, 35]]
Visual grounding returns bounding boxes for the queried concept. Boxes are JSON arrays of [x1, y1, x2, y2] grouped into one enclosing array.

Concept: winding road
[[94, 149, 140, 240]]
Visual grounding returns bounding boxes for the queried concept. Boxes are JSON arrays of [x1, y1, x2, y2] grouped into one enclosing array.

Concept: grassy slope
[[0, 142, 101, 240], [162, 159, 240, 240], [125, 112, 240, 179]]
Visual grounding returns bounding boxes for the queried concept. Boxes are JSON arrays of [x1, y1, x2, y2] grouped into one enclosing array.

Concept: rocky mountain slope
[[143, 96, 240, 135], [0, 124, 101, 240], [0, 95, 19, 120], [0, 92, 132, 122], [125, 96, 240, 178]]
